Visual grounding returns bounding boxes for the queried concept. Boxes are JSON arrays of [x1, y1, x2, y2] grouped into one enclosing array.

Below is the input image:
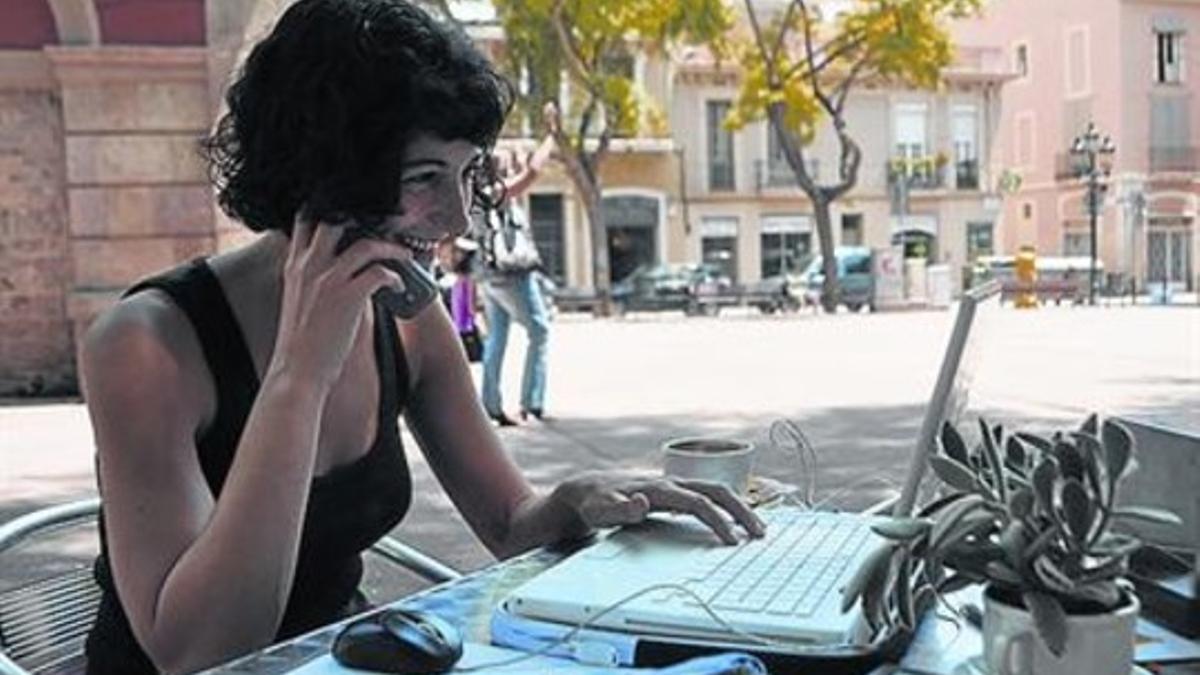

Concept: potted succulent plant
[[843, 415, 1181, 675]]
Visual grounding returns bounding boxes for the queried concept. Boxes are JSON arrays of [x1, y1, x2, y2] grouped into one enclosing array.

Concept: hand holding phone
[[336, 225, 440, 320]]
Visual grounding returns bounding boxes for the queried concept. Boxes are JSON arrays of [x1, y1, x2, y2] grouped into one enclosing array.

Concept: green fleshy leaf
[[940, 421, 970, 466], [897, 557, 916, 630], [1070, 580, 1123, 609], [998, 520, 1028, 569], [1070, 432, 1106, 502], [1102, 419, 1134, 482], [842, 542, 897, 614], [872, 517, 933, 541], [1007, 487, 1034, 520], [918, 491, 971, 519], [1079, 556, 1129, 585], [930, 494, 987, 548], [980, 419, 1007, 502], [1055, 440, 1086, 483], [1080, 413, 1099, 436], [1032, 456, 1059, 517], [1016, 431, 1053, 453], [1005, 436, 1027, 474], [1060, 479, 1095, 546], [929, 455, 982, 495], [1023, 590, 1069, 657], [1111, 506, 1183, 527], [1091, 533, 1142, 558], [1023, 526, 1062, 565], [1033, 556, 1075, 593]]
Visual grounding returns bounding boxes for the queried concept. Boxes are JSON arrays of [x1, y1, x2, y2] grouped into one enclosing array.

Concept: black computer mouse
[[332, 608, 464, 674]]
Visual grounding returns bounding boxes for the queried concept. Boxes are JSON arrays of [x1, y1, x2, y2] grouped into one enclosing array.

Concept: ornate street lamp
[[1069, 122, 1117, 305]]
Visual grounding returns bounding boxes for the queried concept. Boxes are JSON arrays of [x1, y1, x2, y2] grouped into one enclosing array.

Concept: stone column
[[0, 51, 73, 395], [46, 46, 214, 364]]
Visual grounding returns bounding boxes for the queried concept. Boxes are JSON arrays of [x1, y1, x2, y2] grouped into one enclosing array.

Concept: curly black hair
[[202, 0, 513, 233]]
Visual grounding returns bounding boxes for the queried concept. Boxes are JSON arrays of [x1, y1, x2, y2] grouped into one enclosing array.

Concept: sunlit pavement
[[3, 304, 1198, 602]]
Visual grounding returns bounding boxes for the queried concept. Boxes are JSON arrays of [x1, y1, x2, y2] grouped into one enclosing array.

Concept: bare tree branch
[[832, 58, 870, 114], [742, 0, 778, 85], [551, 0, 602, 100], [797, 1, 836, 116], [780, 30, 866, 83], [768, 1, 798, 70]]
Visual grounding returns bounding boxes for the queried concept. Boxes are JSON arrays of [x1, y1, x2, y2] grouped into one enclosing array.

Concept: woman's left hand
[[554, 473, 767, 545]]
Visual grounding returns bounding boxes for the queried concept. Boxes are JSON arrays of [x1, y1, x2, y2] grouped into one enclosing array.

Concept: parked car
[[611, 263, 733, 315], [801, 246, 875, 311]]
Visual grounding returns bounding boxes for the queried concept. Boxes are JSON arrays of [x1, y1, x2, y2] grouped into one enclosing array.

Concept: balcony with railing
[[1149, 146, 1200, 173], [887, 159, 946, 191]]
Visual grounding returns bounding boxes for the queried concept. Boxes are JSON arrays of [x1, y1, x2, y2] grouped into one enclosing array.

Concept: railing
[[887, 164, 946, 190], [955, 159, 979, 190], [754, 159, 819, 191], [1149, 146, 1200, 173]]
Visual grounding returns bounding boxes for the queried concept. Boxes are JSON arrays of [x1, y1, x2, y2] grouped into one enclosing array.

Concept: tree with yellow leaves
[[727, 0, 982, 312], [493, 0, 733, 308]]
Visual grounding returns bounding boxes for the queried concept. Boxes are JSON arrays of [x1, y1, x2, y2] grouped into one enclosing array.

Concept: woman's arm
[[398, 305, 535, 557], [398, 306, 765, 559], [501, 102, 560, 200], [85, 301, 332, 675], [89, 224, 413, 674]]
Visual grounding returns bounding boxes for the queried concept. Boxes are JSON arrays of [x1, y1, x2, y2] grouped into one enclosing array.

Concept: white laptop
[[501, 282, 1002, 647]]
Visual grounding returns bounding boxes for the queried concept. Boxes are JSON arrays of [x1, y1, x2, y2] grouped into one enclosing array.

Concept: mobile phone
[[336, 225, 440, 320]]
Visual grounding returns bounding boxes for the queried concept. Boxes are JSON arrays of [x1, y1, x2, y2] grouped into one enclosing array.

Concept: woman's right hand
[[268, 216, 412, 389]]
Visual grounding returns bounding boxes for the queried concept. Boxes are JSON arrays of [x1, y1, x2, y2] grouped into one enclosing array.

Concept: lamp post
[[1069, 122, 1116, 305]]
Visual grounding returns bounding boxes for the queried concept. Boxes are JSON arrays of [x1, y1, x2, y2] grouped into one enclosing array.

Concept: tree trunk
[[812, 198, 839, 312], [581, 185, 612, 316]]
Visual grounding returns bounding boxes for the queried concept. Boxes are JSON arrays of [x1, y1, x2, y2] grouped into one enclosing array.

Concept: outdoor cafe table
[[199, 496, 1199, 675]]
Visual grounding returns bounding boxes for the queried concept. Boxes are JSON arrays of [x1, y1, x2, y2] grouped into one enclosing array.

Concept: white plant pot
[[982, 585, 1140, 675]]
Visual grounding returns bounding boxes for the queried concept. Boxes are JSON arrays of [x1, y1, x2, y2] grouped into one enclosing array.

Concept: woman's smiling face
[[373, 132, 485, 265]]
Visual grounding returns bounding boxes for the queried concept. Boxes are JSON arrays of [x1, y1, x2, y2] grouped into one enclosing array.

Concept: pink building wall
[[955, 0, 1200, 294]]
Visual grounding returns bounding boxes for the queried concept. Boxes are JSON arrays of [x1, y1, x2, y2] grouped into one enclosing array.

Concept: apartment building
[[670, 45, 1012, 287], [471, 9, 1014, 291], [955, 0, 1200, 293]]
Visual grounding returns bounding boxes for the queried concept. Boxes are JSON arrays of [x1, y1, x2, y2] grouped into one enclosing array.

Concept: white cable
[[767, 418, 818, 508], [455, 580, 862, 672]]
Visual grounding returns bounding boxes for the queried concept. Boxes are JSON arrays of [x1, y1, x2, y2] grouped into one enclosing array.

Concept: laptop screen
[[894, 281, 1001, 517]]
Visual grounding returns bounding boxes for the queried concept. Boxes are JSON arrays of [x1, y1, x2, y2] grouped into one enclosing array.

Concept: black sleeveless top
[[84, 257, 413, 675]]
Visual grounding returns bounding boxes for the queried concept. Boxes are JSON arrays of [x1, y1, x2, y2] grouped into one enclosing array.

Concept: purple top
[[450, 275, 476, 333]]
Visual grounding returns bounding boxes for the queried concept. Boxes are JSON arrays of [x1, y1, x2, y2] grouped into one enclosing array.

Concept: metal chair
[[0, 498, 462, 675]]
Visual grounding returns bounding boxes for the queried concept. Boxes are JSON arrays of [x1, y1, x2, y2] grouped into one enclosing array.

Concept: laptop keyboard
[[668, 509, 876, 617]]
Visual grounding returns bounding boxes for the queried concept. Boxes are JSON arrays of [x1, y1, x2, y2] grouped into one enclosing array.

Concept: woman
[[79, 2, 763, 673], [436, 236, 484, 363]]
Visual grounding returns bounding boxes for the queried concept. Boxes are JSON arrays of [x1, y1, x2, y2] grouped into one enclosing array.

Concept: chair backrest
[[0, 499, 103, 675], [0, 498, 461, 675]]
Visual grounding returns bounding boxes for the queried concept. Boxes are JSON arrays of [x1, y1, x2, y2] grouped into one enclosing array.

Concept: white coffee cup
[[662, 438, 757, 495]]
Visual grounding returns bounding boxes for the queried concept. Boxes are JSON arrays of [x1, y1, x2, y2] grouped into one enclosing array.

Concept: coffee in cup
[[662, 437, 757, 495]]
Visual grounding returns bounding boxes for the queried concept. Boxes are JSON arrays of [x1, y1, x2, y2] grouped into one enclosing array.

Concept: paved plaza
[[2, 304, 1198, 601]]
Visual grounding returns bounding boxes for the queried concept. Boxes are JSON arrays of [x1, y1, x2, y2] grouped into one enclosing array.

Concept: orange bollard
[[1015, 246, 1038, 309]]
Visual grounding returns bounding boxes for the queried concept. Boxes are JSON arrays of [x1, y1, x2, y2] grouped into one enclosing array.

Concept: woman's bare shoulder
[[81, 289, 216, 432]]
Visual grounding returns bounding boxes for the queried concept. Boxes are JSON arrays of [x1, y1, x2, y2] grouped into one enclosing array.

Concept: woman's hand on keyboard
[[553, 474, 767, 545]]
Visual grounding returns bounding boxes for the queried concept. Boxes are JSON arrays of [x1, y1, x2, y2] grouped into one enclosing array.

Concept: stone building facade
[[0, 0, 283, 396]]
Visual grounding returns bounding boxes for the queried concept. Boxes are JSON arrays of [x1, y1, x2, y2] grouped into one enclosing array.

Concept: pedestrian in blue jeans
[[478, 104, 558, 426], [482, 266, 550, 424]]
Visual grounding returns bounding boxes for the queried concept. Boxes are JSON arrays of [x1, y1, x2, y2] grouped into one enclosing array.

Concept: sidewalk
[[3, 305, 1198, 601]]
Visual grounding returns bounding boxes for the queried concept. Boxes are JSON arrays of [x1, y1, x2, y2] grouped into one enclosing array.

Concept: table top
[[202, 546, 584, 675], [201, 509, 1200, 675]]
